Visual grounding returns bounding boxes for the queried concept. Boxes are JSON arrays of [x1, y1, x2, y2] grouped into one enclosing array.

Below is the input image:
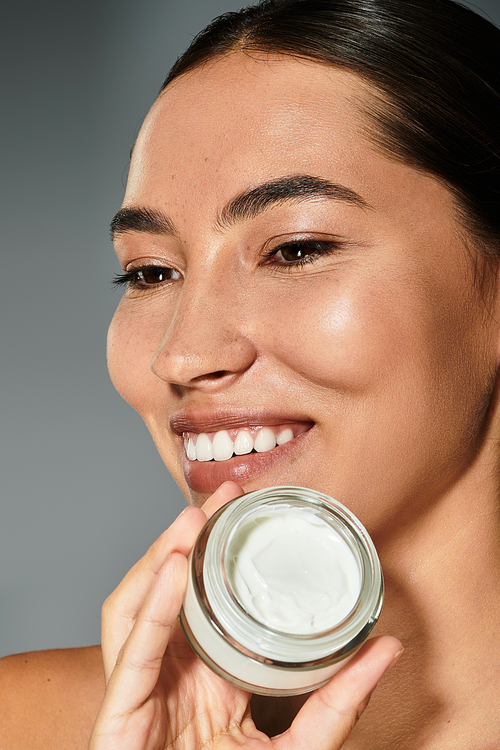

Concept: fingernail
[[382, 647, 404, 678]]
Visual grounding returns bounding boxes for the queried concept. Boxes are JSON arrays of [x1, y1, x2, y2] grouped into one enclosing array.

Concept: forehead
[[126, 54, 376, 200], [123, 52, 453, 233]]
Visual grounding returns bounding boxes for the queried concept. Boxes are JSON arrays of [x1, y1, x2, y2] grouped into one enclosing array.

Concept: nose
[[150, 275, 257, 391]]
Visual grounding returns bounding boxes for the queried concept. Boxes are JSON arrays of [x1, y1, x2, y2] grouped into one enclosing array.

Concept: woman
[[2, 0, 500, 747]]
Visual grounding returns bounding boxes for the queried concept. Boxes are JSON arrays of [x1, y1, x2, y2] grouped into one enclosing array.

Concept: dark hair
[[160, 0, 500, 255]]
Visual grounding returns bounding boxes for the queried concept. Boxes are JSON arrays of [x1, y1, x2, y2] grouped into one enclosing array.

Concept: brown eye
[[137, 266, 180, 284], [277, 242, 314, 262], [271, 240, 338, 264], [112, 264, 182, 290]]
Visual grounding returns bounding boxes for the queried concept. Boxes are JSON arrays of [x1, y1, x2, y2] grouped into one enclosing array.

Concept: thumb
[[202, 481, 244, 519], [275, 636, 403, 750]]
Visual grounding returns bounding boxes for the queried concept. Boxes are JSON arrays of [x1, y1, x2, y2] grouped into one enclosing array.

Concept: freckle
[[24, 659, 28, 664], [47, 678, 51, 682]]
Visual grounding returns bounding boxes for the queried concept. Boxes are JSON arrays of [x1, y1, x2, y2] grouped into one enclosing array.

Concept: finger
[[101, 506, 206, 677], [275, 636, 403, 750], [110, 481, 241, 623], [112, 480, 241, 619], [101, 482, 243, 678], [91, 551, 188, 748], [202, 481, 244, 518]]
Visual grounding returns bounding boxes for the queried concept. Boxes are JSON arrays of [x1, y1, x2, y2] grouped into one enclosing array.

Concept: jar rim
[[190, 486, 384, 667]]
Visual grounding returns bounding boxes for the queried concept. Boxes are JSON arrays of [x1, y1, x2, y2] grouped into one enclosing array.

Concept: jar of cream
[[180, 486, 383, 696]]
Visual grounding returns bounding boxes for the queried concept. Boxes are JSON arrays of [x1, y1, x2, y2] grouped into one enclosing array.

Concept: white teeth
[[277, 427, 294, 445], [254, 427, 277, 453], [187, 437, 197, 461], [195, 433, 213, 462], [185, 425, 301, 462], [234, 430, 254, 455], [212, 430, 234, 461]]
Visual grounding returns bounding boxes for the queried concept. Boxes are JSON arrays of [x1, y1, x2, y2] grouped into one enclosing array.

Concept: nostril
[[193, 370, 228, 382], [151, 326, 257, 388]]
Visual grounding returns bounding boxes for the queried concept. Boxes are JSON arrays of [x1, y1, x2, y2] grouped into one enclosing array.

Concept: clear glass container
[[180, 486, 383, 696]]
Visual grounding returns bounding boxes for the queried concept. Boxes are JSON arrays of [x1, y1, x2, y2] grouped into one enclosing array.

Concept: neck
[[348, 459, 500, 748], [251, 452, 500, 746]]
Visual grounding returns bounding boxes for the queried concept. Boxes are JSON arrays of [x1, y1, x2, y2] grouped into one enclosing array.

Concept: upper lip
[[170, 408, 314, 436]]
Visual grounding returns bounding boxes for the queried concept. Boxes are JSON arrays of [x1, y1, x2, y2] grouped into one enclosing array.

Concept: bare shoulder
[[0, 645, 105, 749]]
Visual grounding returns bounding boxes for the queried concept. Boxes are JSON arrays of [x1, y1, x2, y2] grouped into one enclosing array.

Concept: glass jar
[[180, 486, 383, 696]]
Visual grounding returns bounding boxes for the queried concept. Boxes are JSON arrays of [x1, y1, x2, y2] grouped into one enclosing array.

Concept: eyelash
[[112, 265, 181, 290], [113, 239, 340, 290]]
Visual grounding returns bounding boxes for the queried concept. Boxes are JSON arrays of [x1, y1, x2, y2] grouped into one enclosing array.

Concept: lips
[[171, 412, 314, 495]]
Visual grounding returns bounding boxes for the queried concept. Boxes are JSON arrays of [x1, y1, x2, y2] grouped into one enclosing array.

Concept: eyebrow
[[110, 174, 369, 240], [110, 206, 176, 240]]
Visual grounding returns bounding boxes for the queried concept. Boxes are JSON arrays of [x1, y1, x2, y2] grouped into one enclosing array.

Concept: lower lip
[[182, 431, 311, 494]]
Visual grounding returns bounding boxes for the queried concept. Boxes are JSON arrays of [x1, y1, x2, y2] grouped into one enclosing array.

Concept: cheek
[[107, 303, 189, 493], [107, 300, 164, 415], [262, 281, 403, 392]]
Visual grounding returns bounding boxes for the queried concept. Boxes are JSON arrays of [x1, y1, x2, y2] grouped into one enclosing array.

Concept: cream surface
[[226, 509, 361, 634]]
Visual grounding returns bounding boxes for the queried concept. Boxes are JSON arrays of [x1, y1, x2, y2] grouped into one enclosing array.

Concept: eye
[[262, 239, 341, 269], [113, 264, 182, 290]]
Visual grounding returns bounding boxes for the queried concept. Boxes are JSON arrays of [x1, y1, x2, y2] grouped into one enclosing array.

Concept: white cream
[[226, 508, 360, 634], [181, 486, 384, 696]]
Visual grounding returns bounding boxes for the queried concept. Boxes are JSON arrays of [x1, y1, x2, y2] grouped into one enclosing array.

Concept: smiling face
[[107, 53, 500, 534]]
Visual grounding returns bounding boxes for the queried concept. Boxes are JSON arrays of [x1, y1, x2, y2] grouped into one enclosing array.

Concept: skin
[[2, 52, 500, 748], [104, 53, 500, 747], [109, 54, 498, 534], [91, 482, 401, 749]]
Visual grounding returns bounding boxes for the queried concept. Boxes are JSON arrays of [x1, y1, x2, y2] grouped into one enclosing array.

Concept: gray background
[[1, 0, 499, 658]]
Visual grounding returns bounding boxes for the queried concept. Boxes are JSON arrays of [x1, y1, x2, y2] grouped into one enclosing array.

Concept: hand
[[89, 482, 402, 750]]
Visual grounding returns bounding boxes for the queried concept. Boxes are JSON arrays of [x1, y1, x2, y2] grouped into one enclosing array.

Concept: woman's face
[[108, 53, 500, 534]]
